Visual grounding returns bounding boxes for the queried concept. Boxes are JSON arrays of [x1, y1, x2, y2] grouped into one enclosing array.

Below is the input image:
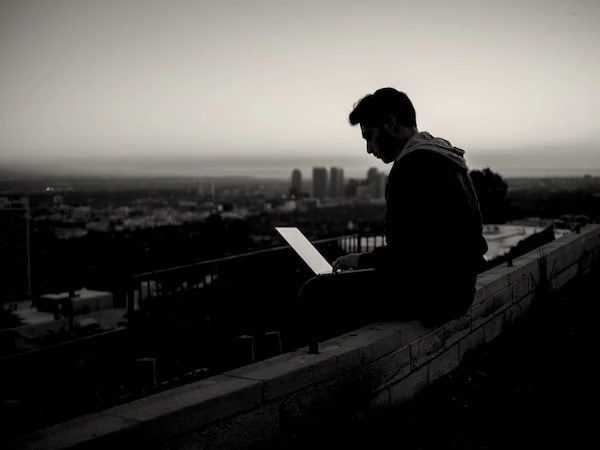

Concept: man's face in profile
[[361, 123, 397, 163]]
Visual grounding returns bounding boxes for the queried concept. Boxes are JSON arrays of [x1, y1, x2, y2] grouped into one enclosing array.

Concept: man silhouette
[[332, 88, 488, 324]]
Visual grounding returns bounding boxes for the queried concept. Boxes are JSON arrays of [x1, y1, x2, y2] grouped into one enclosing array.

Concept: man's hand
[[332, 253, 361, 272]]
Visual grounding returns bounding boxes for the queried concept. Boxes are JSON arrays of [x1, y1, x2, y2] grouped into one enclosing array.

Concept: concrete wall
[[10, 225, 600, 450]]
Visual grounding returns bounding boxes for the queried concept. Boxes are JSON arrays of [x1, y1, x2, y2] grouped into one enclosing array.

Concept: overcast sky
[[1, 0, 599, 178]]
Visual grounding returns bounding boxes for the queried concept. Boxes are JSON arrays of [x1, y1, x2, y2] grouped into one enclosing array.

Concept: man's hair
[[348, 87, 417, 129]]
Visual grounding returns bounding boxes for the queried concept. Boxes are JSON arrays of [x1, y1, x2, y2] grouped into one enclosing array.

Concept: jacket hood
[[396, 131, 468, 171]]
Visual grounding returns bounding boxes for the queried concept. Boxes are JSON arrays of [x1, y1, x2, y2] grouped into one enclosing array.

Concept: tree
[[469, 168, 508, 224]]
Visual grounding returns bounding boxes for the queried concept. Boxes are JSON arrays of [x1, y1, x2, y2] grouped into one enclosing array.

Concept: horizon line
[[1, 170, 599, 182]]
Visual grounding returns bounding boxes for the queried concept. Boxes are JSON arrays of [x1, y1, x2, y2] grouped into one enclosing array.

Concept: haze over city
[[1, 0, 599, 179]]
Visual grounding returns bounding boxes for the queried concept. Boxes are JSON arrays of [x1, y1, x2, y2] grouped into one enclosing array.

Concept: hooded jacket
[[358, 131, 488, 322]]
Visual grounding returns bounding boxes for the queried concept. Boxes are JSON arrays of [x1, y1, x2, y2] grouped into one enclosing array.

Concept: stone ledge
[[519, 292, 536, 316], [108, 375, 261, 429], [471, 294, 497, 330], [552, 263, 580, 290], [227, 350, 338, 402], [362, 345, 411, 390], [8, 412, 140, 450], [11, 225, 600, 450], [458, 327, 485, 361], [511, 275, 533, 303], [474, 269, 511, 304], [9, 374, 264, 450], [172, 402, 280, 450], [429, 344, 460, 381], [389, 365, 429, 406], [504, 302, 523, 326], [443, 313, 472, 348], [410, 328, 445, 370], [483, 313, 505, 343], [507, 257, 539, 286]]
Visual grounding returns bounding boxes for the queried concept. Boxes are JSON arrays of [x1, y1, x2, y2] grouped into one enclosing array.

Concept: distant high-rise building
[[198, 181, 216, 198], [0, 196, 31, 303], [356, 185, 371, 199], [329, 167, 345, 198], [344, 179, 359, 198], [290, 169, 303, 197], [208, 182, 216, 197], [366, 168, 385, 198], [367, 167, 379, 184], [312, 167, 328, 199], [375, 172, 387, 199]]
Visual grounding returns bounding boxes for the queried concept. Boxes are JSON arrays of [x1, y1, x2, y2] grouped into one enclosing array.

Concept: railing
[[128, 233, 383, 306], [124, 233, 386, 373]]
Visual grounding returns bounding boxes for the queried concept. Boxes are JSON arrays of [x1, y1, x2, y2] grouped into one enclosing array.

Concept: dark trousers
[[298, 268, 476, 336]]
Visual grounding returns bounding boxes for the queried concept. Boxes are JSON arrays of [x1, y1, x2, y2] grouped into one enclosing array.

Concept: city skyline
[[1, 0, 599, 177], [4, 150, 600, 180]]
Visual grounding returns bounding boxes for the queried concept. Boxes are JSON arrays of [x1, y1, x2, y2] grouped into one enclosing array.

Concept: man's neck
[[394, 128, 420, 159], [407, 127, 419, 141]]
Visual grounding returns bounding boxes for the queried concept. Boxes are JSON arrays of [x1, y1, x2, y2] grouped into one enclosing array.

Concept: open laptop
[[275, 227, 333, 275]]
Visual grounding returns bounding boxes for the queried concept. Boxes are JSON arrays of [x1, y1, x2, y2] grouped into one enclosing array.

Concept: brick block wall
[[11, 225, 600, 450]]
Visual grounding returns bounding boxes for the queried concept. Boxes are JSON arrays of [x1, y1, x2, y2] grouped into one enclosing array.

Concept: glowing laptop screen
[[275, 227, 333, 275]]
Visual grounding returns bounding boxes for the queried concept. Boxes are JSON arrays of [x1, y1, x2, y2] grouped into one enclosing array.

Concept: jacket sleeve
[[357, 151, 446, 271], [357, 245, 387, 269]]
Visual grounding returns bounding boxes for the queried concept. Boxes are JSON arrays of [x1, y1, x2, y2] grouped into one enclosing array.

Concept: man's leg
[[296, 269, 385, 341]]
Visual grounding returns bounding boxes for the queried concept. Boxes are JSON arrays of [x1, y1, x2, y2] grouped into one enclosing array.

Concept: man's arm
[[357, 151, 449, 271], [357, 245, 387, 270]]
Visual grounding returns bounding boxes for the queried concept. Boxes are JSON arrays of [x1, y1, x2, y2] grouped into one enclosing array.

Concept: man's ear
[[382, 115, 396, 132]]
